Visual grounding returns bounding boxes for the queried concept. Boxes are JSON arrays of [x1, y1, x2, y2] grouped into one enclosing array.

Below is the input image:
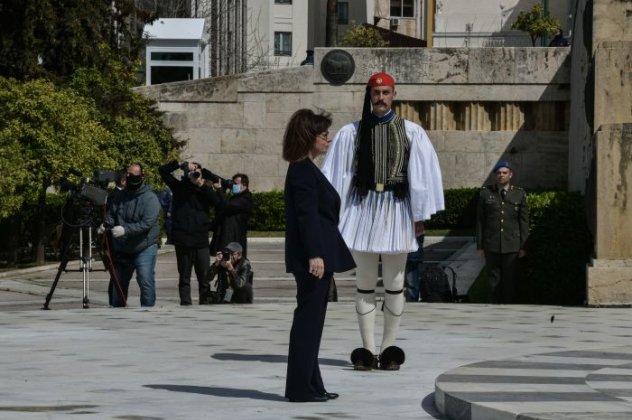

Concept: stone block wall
[[136, 47, 571, 192]]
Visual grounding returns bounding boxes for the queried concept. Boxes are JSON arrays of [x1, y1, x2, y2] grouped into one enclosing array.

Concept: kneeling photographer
[[208, 242, 253, 304]]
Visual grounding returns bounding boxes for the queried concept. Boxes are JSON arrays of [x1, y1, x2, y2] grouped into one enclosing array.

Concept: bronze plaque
[[320, 50, 355, 85]]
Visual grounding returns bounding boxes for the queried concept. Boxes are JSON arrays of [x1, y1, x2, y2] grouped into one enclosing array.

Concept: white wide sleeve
[[407, 122, 445, 221], [320, 122, 358, 213]]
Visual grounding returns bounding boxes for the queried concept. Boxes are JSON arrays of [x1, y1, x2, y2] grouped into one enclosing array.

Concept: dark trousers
[[175, 245, 210, 305], [404, 234, 425, 302], [485, 251, 518, 304], [285, 271, 331, 400]]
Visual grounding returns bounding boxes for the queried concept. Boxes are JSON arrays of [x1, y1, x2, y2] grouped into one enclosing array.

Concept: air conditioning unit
[[390, 18, 400, 28]]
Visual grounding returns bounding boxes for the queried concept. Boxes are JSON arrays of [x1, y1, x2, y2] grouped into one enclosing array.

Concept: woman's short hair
[[282, 109, 332, 162]]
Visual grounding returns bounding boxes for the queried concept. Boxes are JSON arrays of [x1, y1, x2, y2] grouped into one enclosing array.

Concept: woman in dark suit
[[283, 109, 356, 403]]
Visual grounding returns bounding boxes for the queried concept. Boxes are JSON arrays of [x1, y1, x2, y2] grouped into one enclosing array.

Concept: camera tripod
[[43, 223, 105, 309]]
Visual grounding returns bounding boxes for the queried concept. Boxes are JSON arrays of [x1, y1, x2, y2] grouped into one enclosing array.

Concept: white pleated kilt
[[339, 189, 417, 254]]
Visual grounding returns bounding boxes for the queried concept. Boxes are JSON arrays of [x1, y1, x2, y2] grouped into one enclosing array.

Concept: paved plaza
[[2, 238, 632, 419]]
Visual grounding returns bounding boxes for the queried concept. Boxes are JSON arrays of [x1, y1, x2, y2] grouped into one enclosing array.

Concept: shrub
[[519, 191, 593, 305], [249, 191, 285, 231]]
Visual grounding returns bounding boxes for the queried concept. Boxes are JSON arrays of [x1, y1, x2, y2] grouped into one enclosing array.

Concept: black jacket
[[284, 158, 356, 274], [159, 160, 223, 248], [208, 257, 253, 303], [210, 190, 253, 257]]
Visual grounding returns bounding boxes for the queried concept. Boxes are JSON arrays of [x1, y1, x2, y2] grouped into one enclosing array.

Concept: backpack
[[420, 264, 458, 303]]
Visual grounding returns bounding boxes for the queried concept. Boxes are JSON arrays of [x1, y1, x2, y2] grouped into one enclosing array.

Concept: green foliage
[[69, 66, 181, 187], [249, 191, 286, 231], [510, 3, 560, 46], [0, 77, 116, 218], [0, 2, 180, 263], [519, 191, 593, 305], [425, 188, 478, 229], [339, 23, 389, 48], [0, 0, 151, 82]]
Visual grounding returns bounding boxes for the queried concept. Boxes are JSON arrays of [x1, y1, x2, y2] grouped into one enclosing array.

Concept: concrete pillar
[[586, 0, 632, 304], [587, 124, 632, 305]]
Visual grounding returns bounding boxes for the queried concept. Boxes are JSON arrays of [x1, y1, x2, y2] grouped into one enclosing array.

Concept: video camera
[[59, 168, 118, 227], [60, 169, 118, 206]]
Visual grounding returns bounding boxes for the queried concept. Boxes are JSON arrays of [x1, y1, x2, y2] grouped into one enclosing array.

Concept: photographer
[[208, 242, 253, 303], [159, 160, 223, 305], [209, 173, 253, 258]]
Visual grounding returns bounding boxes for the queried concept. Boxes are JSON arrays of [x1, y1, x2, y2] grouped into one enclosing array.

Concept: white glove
[[97, 224, 106, 235], [111, 226, 125, 238]]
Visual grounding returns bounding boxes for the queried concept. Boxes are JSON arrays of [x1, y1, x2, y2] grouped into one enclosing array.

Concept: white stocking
[[352, 251, 380, 355], [380, 253, 407, 352]]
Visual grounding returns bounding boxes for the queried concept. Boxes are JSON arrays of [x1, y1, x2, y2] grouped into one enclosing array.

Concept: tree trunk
[[325, 0, 338, 47]]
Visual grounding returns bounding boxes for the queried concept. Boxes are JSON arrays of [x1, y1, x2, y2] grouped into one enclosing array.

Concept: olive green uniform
[[476, 184, 529, 303]]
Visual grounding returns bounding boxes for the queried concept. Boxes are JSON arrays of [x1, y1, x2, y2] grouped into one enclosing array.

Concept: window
[[337, 2, 349, 24], [150, 52, 194, 61], [275, 0, 291, 4], [274, 32, 292, 56], [150, 66, 194, 85], [390, 0, 414, 17]]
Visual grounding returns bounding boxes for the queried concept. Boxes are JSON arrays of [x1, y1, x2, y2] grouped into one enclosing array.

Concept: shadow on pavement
[[211, 352, 348, 367], [144, 384, 285, 401], [421, 393, 446, 419]]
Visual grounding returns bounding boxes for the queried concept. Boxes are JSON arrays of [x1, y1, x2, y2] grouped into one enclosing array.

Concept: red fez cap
[[367, 72, 395, 88]]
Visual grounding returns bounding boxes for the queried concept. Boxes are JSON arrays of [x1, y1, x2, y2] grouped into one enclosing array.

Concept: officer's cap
[[493, 161, 513, 173]]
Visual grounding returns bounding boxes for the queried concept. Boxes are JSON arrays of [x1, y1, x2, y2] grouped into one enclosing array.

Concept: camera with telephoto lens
[[222, 249, 232, 261], [59, 168, 118, 227]]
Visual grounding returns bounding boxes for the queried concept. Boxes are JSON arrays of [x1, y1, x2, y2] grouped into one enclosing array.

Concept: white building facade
[[432, 0, 574, 48], [181, 1, 574, 78], [143, 18, 209, 85]]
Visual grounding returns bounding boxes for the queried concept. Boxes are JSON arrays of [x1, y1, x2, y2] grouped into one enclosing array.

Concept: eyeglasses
[[317, 132, 332, 143]]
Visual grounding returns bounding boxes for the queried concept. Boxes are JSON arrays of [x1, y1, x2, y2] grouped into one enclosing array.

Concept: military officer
[[476, 161, 529, 303]]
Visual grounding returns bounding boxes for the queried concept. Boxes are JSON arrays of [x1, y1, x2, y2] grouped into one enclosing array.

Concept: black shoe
[[323, 392, 339, 400], [378, 346, 405, 371], [351, 348, 378, 371], [288, 395, 328, 403]]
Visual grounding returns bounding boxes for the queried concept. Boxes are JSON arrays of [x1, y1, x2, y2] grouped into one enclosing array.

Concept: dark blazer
[[159, 160, 222, 248], [284, 158, 355, 274], [476, 184, 529, 254]]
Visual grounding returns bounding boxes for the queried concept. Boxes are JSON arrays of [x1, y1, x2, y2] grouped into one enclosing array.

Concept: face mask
[[231, 184, 241, 195], [126, 174, 143, 190]]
